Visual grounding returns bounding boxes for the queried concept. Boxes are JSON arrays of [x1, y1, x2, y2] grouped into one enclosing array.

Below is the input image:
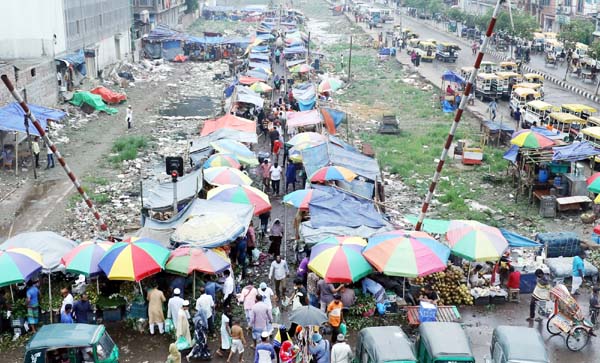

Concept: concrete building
[[132, 0, 187, 36], [0, 60, 59, 107]]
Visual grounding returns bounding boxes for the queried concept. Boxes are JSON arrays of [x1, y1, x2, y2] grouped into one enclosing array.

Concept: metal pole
[[1, 75, 109, 232], [348, 35, 353, 81], [23, 116, 37, 180], [49, 276, 52, 323], [172, 178, 178, 213], [415, 0, 504, 232], [307, 32, 311, 64]]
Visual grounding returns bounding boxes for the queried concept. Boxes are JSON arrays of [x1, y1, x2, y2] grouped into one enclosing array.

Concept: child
[[60, 304, 74, 324], [228, 320, 246, 363]]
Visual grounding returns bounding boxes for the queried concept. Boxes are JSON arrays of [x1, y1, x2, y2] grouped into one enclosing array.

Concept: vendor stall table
[[556, 196, 591, 211], [404, 305, 461, 326]]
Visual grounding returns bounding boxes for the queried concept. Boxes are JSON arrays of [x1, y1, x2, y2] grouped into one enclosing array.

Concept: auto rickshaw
[[488, 326, 549, 363], [575, 42, 588, 58], [496, 71, 522, 99], [435, 42, 460, 62], [480, 61, 497, 74], [545, 52, 557, 67], [523, 73, 543, 85], [509, 87, 541, 115], [418, 41, 437, 62], [475, 73, 503, 101], [25, 324, 119, 363], [417, 322, 475, 363], [544, 112, 585, 137], [547, 284, 594, 352], [586, 116, 600, 128], [532, 32, 545, 53], [522, 100, 556, 128], [407, 38, 420, 54], [498, 61, 517, 72], [513, 81, 544, 99], [561, 104, 597, 120], [401, 28, 419, 40], [357, 326, 417, 363]]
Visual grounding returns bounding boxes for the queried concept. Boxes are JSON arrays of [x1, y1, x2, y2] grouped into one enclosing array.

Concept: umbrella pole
[[283, 204, 287, 261], [96, 276, 100, 295], [49, 275, 52, 324], [193, 271, 196, 301], [9, 285, 14, 303], [467, 263, 472, 288], [138, 281, 143, 296]]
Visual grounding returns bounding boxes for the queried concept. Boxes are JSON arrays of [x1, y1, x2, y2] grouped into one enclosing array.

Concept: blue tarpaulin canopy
[[503, 145, 519, 163], [442, 70, 465, 84], [552, 141, 600, 162], [56, 49, 87, 76], [0, 103, 66, 136], [301, 142, 381, 181], [500, 228, 542, 248]]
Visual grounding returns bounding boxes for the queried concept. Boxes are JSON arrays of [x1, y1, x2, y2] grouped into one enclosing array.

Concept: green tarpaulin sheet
[[405, 215, 450, 234], [69, 92, 118, 114]]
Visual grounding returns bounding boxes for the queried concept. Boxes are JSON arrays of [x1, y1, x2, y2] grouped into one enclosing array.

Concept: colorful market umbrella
[[203, 154, 241, 169], [61, 240, 114, 277], [0, 248, 44, 287], [289, 149, 302, 163], [98, 238, 170, 281], [171, 214, 248, 247], [510, 130, 554, 149], [308, 236, 372, 283], [204, 166, 252, 186], [445, 220, 508, 261], [290, 142, 321, 154], [309, 165, 357, 183], [587, 172, 600, 193], [249, 81, 273, 93], [287, 132, 327, 146], [290, 63, 312, 73], [210, 139, 258, 166], [207, 184, 271, 215], [166, 247, 231, 276], [318, 78, 343, 93], [283, 189, 331, 209], [364, 230, 450, 277]]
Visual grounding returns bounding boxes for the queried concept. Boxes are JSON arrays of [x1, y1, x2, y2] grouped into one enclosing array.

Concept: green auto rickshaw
[[489, 325, 549, 363], [357, 326, 418, 363], [24, 324, 119, 363], [417, 322, 475, 363]]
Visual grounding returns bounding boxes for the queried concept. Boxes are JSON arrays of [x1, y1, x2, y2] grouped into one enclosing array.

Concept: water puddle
[[159, 96, 216, 117]]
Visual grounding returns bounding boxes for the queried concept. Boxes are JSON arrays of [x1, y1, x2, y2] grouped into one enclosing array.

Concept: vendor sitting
[[446, 84, 456, 96], [469, 265, 486, 287], [419, 284, 439, 305]]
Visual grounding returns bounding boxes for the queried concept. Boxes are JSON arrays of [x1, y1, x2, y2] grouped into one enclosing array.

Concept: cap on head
[[174, 288, 181, 295], [312, 333, 322, 343], [333, 293, 341, 300], [337, 334, 345, 342], [261, 330, 270, 338], [183, 300, 190, 307], [260, 282, 267, 290]]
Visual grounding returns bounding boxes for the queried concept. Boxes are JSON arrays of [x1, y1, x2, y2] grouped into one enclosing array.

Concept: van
[[509, 87, 541, 115], [475, 73, 503, 101], [417, 322, 475, 363], [561, 104, 597, 120], [357, 326, 417, 363], [488, 326, 549, 363], [522, 100, 556, 128]]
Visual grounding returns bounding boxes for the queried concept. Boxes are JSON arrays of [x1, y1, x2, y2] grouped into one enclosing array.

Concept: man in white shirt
[[258, 282, 275, 309], [167, 288, 184, 322], [126, 105, 133, 129], [269, 255, 289, 299], [223, 269, 235, 309], [195, 286, 215, 333], [269, 162, 282, 195], [60, 288, 74, 314], [331, 334, 353, 363]]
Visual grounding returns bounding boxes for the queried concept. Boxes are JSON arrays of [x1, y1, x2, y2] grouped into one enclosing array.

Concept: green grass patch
[[109, 136, 148, 165], [68, 186, 110, 208], [84, 176, 110, 186]]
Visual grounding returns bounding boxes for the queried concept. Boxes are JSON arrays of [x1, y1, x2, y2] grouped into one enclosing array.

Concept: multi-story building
[[132, 0, 187, 36]]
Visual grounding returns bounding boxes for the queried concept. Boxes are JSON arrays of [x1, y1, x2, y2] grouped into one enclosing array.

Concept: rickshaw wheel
[[546, 315, 562, 336], [566, 327, 590, 351]]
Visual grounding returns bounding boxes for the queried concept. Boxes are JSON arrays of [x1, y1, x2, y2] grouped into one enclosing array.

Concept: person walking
[[259, 211, 270, 240], [72, 294, 93, 324], [26, 280, 40, 332], [60, 287, 74, 314], [165, 343, 182, 363], [146, 285, 166, 334], [268, 220, 283, 257], [309, 333, 331, 363], [250, 295, 273, 348], [247, 222, 257, 265], [269, 255, 289, 299], [46, 144, 55, 168], [238, 284, 258, 326], [488, 99, 498, 120], [223, 269, 235, 309], [196, 286, 215, 334], [269, 162, 282, 196], [61, 304, 74, 323], [167, 288, 185, 323], [269, 127, 280, 154], [31, 137, 40, 168], [216, 309, 232, 357], [275, 48, 281, 64], [527, 269, 550, 322], [260, 159, 272, 193], [175, 300, 192, 347], [228, 319, 246, 363], [285, 163, 296, 192], [255, 331, 276, 363], [327, 294, 344, 343], [330, 334, 353, 363], [571, 251, 586, 295], [126, 105, 133, 129], [258, 282, 275, 309], [410, 50, 416, 66], [307, 272, 320, 308]]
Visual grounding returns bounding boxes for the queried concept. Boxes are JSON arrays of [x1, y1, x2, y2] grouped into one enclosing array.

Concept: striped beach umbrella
[[207, 184, 271, 215], [308, 236, 372, 283], [203, 154, 241, 169], [309, 166, 357, 183], [0, 248, 44, 287], [446, 220, 508, 262], [204, 167, 252, 186], [98, 238, 170, 281], [61, 240, 114, 277], [283, 189, 330, 210]]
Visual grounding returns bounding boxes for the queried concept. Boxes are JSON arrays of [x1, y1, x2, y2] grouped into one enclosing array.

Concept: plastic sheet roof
[[0, 103, 66, 136]]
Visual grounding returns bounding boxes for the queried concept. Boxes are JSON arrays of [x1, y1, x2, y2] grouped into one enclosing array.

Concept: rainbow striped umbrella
[[0, 248, 44, 287], [203, 154, 241, 169], [283, 189, 330, 209], [318, 78, 343, 93], [446, 220, 508, 261], [249, 81, 273, 93], [587, 172, 600, 193], [210, 139, 258, 166], [289, 149, 303, 162], [364, 230, 450, 278], [166, 247, 231, 276], [287, 132, 326, 146], [61, 240, 114, 277], [98, 238, 170, 281], [310, 165, 357, 183], [204, 167, 252, 186], [510, 130, 554, 149], [207, 184, 271, 215], [290, 63, 312, 73], [308, 236, 372, 283]]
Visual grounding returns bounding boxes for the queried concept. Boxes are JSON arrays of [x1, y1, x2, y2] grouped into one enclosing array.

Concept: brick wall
[[0, 59, 59, 108]]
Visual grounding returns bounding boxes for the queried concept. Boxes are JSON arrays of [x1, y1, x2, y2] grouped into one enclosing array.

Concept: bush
[[109, 136, 148, 165]]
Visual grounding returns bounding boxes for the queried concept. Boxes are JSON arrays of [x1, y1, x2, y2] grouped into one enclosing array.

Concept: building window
[[76, 20, 80, 34], [99, 14, 103, 26]]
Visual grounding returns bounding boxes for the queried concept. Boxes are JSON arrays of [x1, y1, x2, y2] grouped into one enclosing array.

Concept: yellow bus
[[509, 87, 541, 115], [513, 82, 544, 99], [523, 73, 544, 85], [475, 73, 503, 101], [498, 61, 518, 72], [586, 116, 600, 128], [544, 112, 585, 136], [560, 104, 597, 120], [522, 100, 556, 128], [496, 71, 522, 99], [480, 61, 497, 74]]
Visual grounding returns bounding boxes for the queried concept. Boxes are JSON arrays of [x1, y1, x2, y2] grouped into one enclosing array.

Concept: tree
[[427, 0, 444, 16], [590, 39, 600, 59], [185, 0, 199, 14], [405, 0, 428, 11], [474, 9, 537, 39], [445, 8, 465, 23], [559, 19, 595, 46]]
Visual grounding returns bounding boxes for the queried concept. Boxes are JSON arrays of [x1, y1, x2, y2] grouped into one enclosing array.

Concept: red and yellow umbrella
[[510, 130, 554, 149], [308, 236, 372, 283], [204, 167, 252, 186], [61, 240, 114, 277], [309, 166, 357, 183], [207, 184, 271, 215], [165, 247, 231, 276], [98, 238, 170, 281]]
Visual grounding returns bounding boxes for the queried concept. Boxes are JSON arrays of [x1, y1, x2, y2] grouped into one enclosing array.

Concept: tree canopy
[[559, 19, 595, 46]]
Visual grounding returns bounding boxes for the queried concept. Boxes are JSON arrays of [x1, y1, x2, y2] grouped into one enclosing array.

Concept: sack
[[339, 322, 347, 336], [176, 335, 191, 350], [165, 318, 174, 333], [252, 248, 260, 260]]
